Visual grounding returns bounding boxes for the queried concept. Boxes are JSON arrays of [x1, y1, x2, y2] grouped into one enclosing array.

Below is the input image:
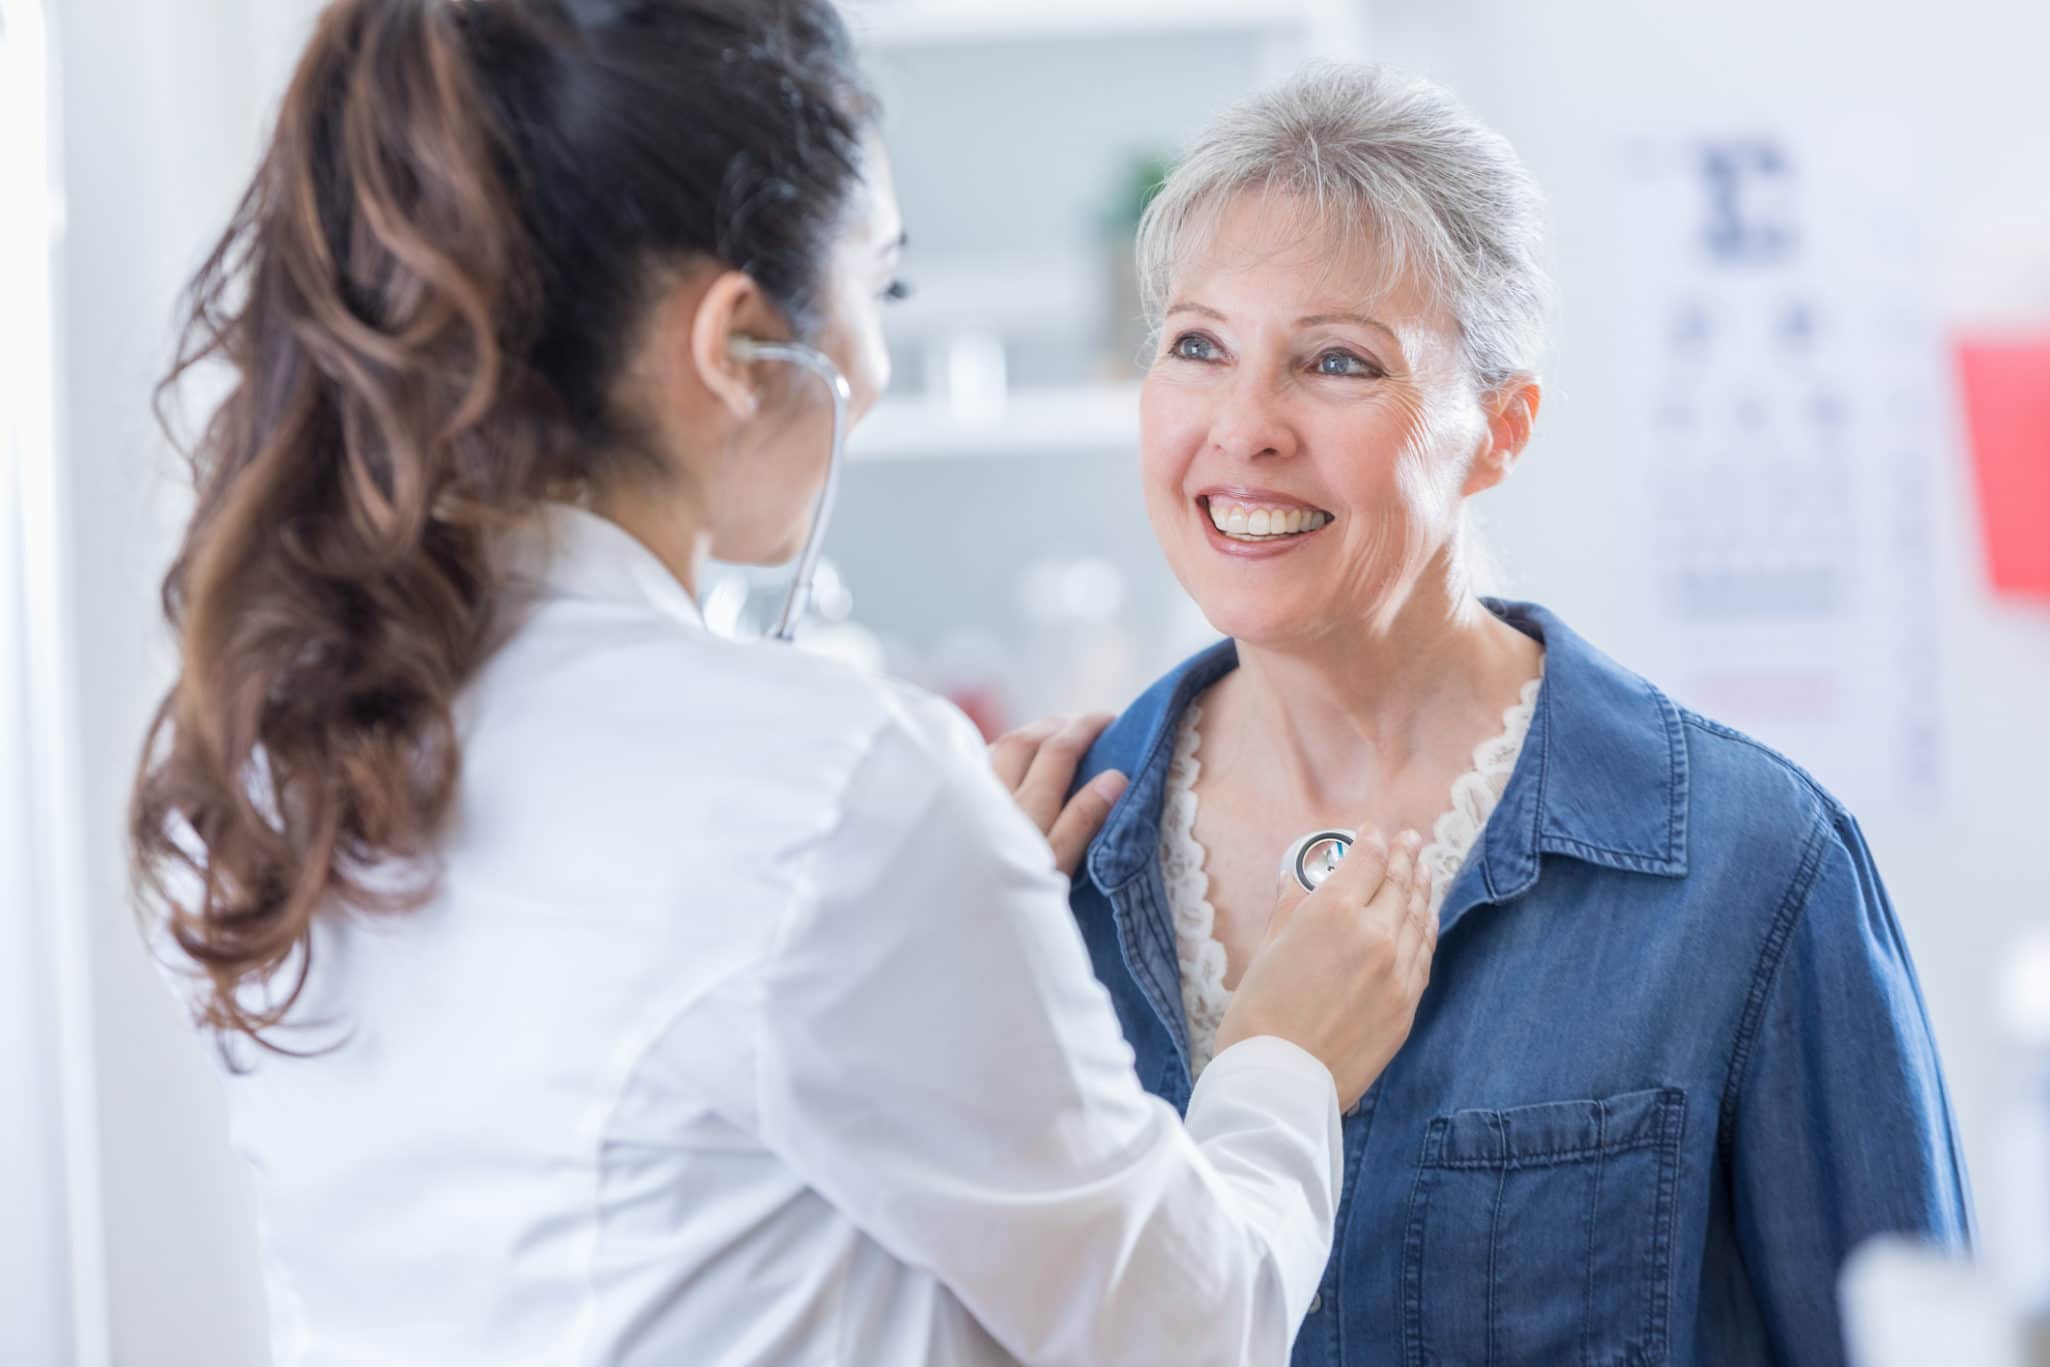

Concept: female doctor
[[129, 1, 1441, 1363]]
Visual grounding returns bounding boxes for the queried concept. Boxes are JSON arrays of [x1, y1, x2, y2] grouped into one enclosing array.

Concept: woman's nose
[[1207, 373, 1296, 463]]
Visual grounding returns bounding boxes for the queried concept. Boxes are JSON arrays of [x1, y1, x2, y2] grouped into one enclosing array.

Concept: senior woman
[[1065, 66, 1971, 1366]]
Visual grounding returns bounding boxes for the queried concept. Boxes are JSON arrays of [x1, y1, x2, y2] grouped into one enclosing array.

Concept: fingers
[[1045, 770, 1129, 878], [1316, 826, 1392, 906], [1399, 860, 1440, 994], [989, 713, 1121, 876], [1011, 713, 1114, 834], [988, 718, 1060, 792], [1369, 832, 1421, 920], [1412, 865, 1439, 954]]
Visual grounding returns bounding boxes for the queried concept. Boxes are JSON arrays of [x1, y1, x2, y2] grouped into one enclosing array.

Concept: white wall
[[1, 0, 101, 1360], [50, 0, 323, 1362], [2, 8, 87, 1361]]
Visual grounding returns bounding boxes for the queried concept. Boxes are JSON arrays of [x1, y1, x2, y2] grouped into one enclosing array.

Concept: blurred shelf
[[846, 0, 1320, 47], [883, 253, 1101, 341], [851, 383, 1143, 460]]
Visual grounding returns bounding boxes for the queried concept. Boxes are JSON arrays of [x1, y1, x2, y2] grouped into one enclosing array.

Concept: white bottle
[[1990, 931, 2050, 1359]]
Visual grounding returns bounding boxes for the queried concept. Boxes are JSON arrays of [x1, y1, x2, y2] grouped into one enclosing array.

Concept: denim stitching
[[1118, 875, 1191, 1087], [1536, 836, 1686, 874], [1400, 1120, 1444, 1367], [1405, 1091, 1684, 1367], [1654, 683, 1689, 864], [1421, 1132, 1666, 1170], [1330, 1090, 1378, 1367], [1717, 813, 1831, 1162], [1486, 1112, 1507, 1367], [1516, 676, 1549, 892], [1583, 1098, 1608, 1367], [1681, 712, 1841, 817], [1644, 1090, 1686, 1363]]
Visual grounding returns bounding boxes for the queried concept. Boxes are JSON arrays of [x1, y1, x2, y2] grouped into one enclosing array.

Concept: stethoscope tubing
[[732, 338, 853, 643]]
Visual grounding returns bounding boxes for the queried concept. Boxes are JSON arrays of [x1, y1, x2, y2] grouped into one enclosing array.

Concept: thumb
[[1045, 769, 1129, 879]]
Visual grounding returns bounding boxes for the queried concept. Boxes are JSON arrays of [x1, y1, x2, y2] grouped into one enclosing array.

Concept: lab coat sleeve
[[1726, 807, 1975, 1366], [752, 699, 1343, 1367]]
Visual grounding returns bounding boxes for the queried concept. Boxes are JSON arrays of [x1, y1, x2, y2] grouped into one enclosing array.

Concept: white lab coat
[[173, 504, 1342, 1367]]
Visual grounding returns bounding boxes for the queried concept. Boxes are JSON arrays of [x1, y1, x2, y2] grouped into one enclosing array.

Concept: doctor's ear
[[681, 268, 777, 421]]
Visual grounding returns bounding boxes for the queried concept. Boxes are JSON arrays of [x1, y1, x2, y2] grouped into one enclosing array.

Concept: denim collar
[[1083, 601, 1690, 933]]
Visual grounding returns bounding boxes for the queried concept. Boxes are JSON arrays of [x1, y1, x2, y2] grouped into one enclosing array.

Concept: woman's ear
[[685, 269, 775, 422], [1464, 377, 1543, 496]]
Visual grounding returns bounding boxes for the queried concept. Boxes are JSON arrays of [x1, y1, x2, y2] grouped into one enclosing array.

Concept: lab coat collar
[[502, 502, 706, 633]]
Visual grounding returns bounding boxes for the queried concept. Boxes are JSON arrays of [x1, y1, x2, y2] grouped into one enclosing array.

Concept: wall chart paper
[[1611, 117, 1945, 818]]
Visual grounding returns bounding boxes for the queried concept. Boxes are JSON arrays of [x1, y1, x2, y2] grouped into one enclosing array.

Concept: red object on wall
[[1955, 335, 2050, 601]]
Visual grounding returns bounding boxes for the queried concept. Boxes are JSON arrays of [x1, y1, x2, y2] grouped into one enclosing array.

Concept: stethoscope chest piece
[[1281, 828, 1358, 893]]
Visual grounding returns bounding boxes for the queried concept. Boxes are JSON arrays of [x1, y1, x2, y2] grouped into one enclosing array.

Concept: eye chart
[[1611, 117, 1946, 818]]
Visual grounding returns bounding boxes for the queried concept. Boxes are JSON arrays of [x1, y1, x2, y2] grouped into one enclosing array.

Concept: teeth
[[1205, 500, 1331, 541]]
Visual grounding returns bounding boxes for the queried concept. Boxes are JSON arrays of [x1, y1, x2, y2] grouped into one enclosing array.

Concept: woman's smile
[[1195, 487, 1337, 559]]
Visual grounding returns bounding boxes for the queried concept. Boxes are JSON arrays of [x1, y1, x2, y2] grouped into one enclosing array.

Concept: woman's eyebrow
[[1168, 302, 1397, 341], [1297, 312, 1396, 338]]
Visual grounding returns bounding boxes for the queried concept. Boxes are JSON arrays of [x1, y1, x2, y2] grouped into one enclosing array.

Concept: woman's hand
[[1216, 828, 1438, 1111], [989, 714, 1129, 878]]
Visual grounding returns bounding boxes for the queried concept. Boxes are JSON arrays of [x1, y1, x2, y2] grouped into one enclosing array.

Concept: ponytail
[[132, 0, 873, 1046]]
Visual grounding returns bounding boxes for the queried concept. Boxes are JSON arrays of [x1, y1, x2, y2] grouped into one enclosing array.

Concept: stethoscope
[[1282, 829, 1357, 893], [734, 332, 1357, 892], [728, 335, 852, 643]]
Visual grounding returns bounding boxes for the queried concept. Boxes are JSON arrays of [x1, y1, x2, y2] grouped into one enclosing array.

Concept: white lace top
[[1162, 675, 1545, 1079]]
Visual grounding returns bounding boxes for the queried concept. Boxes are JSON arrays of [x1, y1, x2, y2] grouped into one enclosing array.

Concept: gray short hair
[[1136, 64, 1553, 391]]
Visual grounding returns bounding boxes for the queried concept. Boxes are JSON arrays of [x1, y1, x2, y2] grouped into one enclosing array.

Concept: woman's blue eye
[[882, 278, 914, 304], [1316, 349, 1375, 377], [1172, 334, 1217, 361]]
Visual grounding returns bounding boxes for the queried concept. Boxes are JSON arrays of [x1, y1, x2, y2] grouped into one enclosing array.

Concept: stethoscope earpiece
[[725, 335, 854, 642]]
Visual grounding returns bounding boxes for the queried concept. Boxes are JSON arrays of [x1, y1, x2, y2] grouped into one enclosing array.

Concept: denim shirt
[[1069, 601, 1972, 1367]]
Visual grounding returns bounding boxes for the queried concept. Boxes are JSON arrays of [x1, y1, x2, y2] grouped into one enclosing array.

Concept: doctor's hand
[[989, 714, 1129, 879], [1216, 828, 1438, 1112]]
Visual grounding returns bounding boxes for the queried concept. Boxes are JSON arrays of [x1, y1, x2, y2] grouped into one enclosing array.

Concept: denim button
[[1310, 1293, 1324, 1314]]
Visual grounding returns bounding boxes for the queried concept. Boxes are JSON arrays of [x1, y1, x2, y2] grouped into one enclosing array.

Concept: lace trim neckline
[[1159, 674, 1544, 1078]]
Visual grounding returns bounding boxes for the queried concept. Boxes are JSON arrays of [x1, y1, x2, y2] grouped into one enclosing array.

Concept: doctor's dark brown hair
[[130, 0, 874, 1044]]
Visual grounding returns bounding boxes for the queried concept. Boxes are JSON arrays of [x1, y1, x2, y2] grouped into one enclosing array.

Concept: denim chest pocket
[[1400, 1087, 1686, 1367]]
